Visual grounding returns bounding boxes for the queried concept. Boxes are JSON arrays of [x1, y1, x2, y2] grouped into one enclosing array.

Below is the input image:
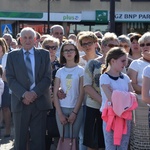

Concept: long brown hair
[[0, 38, 7, 54], [59, 40, 79, 65], [101, 47, 127, 74]]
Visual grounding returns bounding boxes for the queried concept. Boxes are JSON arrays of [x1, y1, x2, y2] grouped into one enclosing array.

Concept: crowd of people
[[0, 24, 150, 150]]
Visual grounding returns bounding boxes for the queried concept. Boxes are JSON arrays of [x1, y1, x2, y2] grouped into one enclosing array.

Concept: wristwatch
[[107, 101, 112, 106]]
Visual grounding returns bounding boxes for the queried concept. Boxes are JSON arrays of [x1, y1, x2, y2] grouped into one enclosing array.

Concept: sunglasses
[[107, 44, 119, 48], [63, 49, 75, 54], [81, 42, 93, 48], [45, 45, 57, 50], [120, 45, 129, 49], [140, 43, 150, 47]]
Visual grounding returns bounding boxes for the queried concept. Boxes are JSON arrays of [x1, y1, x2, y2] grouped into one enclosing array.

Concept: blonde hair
[[78, 31, 98, 46], [42, 36, 60, 48]]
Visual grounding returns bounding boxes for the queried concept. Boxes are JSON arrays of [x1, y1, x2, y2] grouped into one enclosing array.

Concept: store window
[[127, 22, 150, 34], [69, 24, 108, 35], [91, 25, 108, 34]]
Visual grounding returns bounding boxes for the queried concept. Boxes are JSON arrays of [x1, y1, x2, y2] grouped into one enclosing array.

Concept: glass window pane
[[91, 25, 108, 35]]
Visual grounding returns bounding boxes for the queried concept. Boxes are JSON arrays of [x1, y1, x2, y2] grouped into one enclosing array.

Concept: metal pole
[[47, 0, 50, 34], [109, 0, 115, 32]]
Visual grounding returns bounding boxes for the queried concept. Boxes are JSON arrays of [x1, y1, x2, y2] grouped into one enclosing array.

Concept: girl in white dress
[[100, 47, 135, 150], [54, 40, 84, 141]]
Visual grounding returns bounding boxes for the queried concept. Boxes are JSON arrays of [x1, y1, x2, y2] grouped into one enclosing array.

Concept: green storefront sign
[[0, 12, 43, 19], [96, 10, 108, 23]]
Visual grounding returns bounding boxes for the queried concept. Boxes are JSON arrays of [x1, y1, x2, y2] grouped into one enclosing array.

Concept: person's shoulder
[[3, 53, 8, 58], [35, 48, 50, 58], [100, 73, 110, 83], [77, 65, 84, 70], [35, 48, 49, 53], [101, 73, 109, 78], [145, 65, 150, 70], [132, 58, 144, 63], [77, 65, 85, 73], [144, 65, 150, 73], [87, 58, 100, 65], [121, 72, 130, 80], [8, 49, 21, 56], [57, 66, 65, 71], [129, 59, 140, 67], [87, 58, 102, 69]]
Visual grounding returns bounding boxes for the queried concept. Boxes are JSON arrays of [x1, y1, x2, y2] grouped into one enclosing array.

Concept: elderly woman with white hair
[[118, 34, 132, 70], [42, 36, 62, 150], [128, 32, 150, 150], [118, 34, 131, 53]]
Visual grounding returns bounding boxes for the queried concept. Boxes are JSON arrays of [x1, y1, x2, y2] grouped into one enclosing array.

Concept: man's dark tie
[[25, 51, 34, 85]]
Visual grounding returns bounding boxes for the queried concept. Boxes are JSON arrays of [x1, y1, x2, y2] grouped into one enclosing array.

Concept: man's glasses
[[140, 43, 150, 47], [81, 42, 93, 48], [45, 45, 57, 50], [63, 49, 75, 54], [107, 44, 119, 48]]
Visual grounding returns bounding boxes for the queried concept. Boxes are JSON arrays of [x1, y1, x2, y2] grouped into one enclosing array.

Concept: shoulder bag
[[57, 124, 78, 150]]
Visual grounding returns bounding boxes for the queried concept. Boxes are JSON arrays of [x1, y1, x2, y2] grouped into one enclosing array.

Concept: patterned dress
[[51, 57, 62, 93]]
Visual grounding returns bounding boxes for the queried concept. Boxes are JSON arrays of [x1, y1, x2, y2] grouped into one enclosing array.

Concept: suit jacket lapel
[[18, 49, 29, 77], [34, 48, 41, 80]]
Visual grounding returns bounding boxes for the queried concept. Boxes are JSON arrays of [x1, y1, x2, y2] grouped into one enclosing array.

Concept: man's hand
[[22, 98, 30, 105], [24, 91, 37, 103]]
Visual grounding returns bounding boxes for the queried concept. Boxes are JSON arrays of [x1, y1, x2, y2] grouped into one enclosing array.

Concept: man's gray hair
[[20, 27, 36, 38], [50, 25, 64, 35]]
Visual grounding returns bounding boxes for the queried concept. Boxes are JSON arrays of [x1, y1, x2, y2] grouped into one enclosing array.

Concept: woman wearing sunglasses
[[42, 36, 62, 150], [128, 32, 150, 150]]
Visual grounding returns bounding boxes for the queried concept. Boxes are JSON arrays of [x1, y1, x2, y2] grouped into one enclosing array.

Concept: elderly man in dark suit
[[6, 27, 52, 150]]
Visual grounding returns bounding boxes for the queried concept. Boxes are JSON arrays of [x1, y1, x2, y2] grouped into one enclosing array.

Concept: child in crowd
[[53, 40, 84, 145], [0, 65, 4, 125], [99, 47, 137, 150], [0, 65, 4, 107]]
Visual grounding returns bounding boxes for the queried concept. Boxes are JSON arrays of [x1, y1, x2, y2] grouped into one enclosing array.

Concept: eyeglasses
[[63, 49, 75, 54], [81, 42, 93, 48], [106, 44, 119, 48], [45, 45, 57, 50], [140, 43, 150, 47], [120, 45, 129, 49]]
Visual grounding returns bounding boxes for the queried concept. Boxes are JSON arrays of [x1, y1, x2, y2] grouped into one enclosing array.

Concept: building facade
[[0, 0, 150, 37]]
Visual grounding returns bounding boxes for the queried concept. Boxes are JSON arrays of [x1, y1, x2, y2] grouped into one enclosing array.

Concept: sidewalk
[[0, 125, 57, 150], [0, 126, 14, 150]]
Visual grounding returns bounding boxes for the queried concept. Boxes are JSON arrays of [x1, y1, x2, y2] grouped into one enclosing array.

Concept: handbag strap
[[71, 124, 73, 142], [62, 124, 74, 141]]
